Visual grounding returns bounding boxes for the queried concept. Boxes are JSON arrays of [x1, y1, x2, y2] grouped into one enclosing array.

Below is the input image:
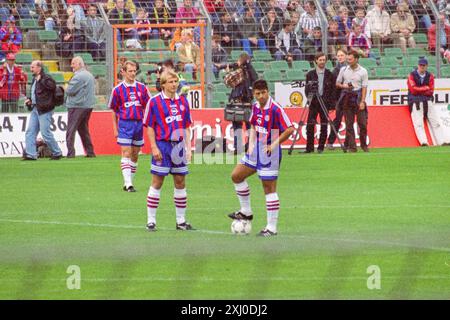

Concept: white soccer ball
[[231, 219, 252, 235]]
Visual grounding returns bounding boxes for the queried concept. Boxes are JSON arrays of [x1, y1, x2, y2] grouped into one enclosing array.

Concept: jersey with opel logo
[[108, 81, 151, 120], [143, 92, 192, 141], [249, 96, 292, 146]]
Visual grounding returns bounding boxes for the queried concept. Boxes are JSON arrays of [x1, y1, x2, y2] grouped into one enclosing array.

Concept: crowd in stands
[[0, 0, 449, 112]]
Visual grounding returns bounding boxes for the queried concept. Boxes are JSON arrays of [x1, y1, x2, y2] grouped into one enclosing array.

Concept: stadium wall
[[1, 106, 445, 157]]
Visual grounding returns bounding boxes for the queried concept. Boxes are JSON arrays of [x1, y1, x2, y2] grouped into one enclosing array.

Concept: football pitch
[[0, 147, 449, 299]]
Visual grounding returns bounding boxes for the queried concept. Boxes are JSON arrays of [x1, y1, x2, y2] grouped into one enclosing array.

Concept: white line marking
[[0, 218, 449, 252]]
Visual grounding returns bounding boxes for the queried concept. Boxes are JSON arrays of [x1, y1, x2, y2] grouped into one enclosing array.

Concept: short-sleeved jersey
[[143, 91, 192, 141], [108, 81, 151, 120], [249, 96, 292, 146]]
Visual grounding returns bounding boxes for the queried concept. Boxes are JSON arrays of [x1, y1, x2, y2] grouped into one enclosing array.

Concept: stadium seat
[[253, 50, 273, 61], [360, 58, 377, 69], [380, 56, 401, 68], [441, 66, 450, 77], [407, 48, 427, 56], [49, 72, 65, 84], [292, 61, 311, 72], [286, 70, 303, 81], [213, 92, 228, 106], [403, 56, 421, 67], [270, 60, 289, 72], [38, 30, 58, 41], [230, 50, 246, 61], [369, 48, 381, 58], [428, 66, 437, 75], [252, 61, 267, 73], [90, 65, 107, 77], [374, 68, 395, 79], [20, 19, 39, 30], [15, 53, 33, 64], [397, 67, 414, 77], [415, 33, 428, 44], [147, 39, 167, 50], [74, 52, 94, 65], [326, 60, 334, 70], [263, 70, 284, 82], [384, 48, 404, 59]]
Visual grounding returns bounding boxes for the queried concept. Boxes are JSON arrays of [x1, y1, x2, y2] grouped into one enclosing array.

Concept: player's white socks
[[234, 181, 252, 215], [147, 187, 161, 224], [174, 188, 187, 224], [129, 160, 137, 183], [121, 157, 132, 187], [265, 193, 279, 233]]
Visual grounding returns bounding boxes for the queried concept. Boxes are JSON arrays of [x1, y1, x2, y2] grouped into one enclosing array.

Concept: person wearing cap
[[407, 58, 437, 147], [0, 53, 27, 113], [0, 16, 22, 54]]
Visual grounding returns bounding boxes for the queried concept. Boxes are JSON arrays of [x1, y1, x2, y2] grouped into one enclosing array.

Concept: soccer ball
[[231, 219, 252, 235]]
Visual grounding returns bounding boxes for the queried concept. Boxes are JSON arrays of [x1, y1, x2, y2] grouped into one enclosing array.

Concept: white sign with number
[[0, 112, 84, 158], [187, 89, 202, 109]]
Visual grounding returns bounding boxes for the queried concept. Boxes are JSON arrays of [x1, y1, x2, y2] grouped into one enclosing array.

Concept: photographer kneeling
[[304, 52, 336, 154], [221, 52, 258, 154]]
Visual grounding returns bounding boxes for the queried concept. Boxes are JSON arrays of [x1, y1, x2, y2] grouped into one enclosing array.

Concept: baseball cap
[[6, 53, 15, 60], [418, 57, 428, 65]]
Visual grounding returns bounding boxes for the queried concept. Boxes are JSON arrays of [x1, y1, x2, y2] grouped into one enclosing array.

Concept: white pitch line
[[0, 218, 449, 253], [0, 275, 449, 283]]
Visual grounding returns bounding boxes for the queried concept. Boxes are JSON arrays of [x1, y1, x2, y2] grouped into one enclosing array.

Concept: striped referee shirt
[[299, 11, 321, 33]]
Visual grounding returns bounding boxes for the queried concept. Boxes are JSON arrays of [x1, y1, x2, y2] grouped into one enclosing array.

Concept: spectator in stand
[[211, 34, 228, 79], [348, 24, 372, 58], [390, 3, 416, 54], [136, 8, 152, 42], [82, 4, 106, 61], [352, 8, 370, 38], [299, 1, 321, 36], [36, 0, 60, 31], [175, 0, 200, 23], [11, 0, 34, 20], [107, 0, 136, 17], [328, 19, 346, 60], [0, 17, 22, 55], [366, 0, 391, 53], [304, 26, 324, 61], [65, 0, 87, 22], [265, 0, 284, 20], [204, 0, 225, 24], [148, 0, 174, 42], [177, 28, 200, 76], [284, 0, 304, 21], [428, 12, 450, 54], [55, 6, 84, 58], [0, 53, 27, 113], [237, 0, 263, 21], [108, 0, 136, 44], [275, 20, 303, 61], [413, 0, 445, 31], [326, 0, 343, 19], [214, 11, 241, 53], [260, 8, 282, 54], [334, 6, 352, 36], [238, 6, 268, 56]]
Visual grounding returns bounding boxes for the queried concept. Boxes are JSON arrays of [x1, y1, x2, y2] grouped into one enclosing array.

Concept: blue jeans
[[0, 8, 10, 24], [241, 38, 267, 56], [25, 108, 62, 159]]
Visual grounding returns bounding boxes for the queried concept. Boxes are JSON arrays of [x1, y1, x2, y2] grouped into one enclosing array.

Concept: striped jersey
[[143, 91, 192, 141], [108, 81, 151, 120], [249, 96, 292, 146]]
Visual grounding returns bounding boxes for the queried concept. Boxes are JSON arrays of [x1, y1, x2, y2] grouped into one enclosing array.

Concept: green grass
[[0, 147, 449, 299]]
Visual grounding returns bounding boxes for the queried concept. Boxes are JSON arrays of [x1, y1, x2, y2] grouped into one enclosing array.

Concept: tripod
[[288, 91, 346, 155]]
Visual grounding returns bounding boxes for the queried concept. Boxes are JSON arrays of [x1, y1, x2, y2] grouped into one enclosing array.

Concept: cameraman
[[304, 52, 336, 154], [221, 52, 258, 153], [336, 50, 369, 152]]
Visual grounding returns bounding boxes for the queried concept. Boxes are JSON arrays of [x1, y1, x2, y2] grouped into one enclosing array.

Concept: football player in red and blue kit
[[143, 70, 194, 232], [109, 61, 151, 192], [229, 79, 294, 237]]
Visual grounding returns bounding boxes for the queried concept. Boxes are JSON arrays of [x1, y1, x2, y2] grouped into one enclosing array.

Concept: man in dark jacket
[[227, 52, 258, 153], [23, 60, 62, 160], [108, 0, 136, 43], [304, 52, 336, 153]]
